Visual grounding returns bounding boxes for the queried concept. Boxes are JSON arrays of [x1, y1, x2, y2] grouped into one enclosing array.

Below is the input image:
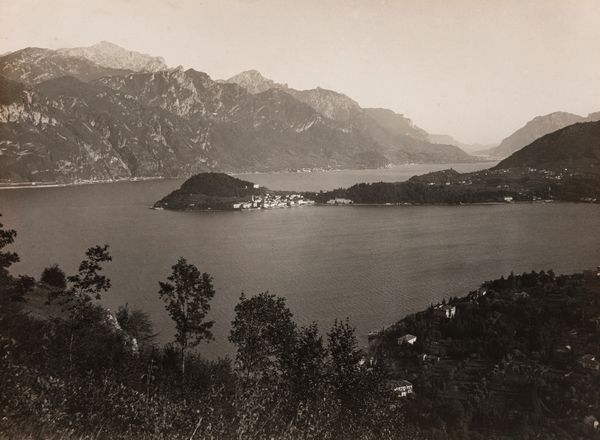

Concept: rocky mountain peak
[[57, 41, 167, 73], [225, 70, 288, 94]]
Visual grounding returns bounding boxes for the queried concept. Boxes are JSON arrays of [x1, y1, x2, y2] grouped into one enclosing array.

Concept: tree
[[158, 257, 215, 380], [66, 245, 112, 302], [47, 245, 112, 378], [116, 304, 157, 348], [327, 319, 367, 410], [0, 214, 19, 282], [229, 292, 296, 378], [41, 264, 67, 289], [285, 322, 327, 403]]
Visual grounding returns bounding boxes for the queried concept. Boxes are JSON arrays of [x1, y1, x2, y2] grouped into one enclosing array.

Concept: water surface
[[2, 165, 599, 358]]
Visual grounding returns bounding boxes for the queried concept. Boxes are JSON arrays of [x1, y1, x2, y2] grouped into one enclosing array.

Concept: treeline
[[309, 172, 600, 205], [310, 180, 520, 205], [0, 214, 419, 440]]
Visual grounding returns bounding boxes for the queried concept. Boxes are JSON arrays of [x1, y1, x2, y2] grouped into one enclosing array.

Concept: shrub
[[40, 264, 66, 289]]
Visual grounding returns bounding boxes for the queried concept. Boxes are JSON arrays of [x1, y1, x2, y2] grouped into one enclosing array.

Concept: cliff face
[[0, 75, 212, 183]]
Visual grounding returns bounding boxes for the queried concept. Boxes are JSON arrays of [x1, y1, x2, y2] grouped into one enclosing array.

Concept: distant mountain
[[99, 68, 387, 171], [226, 70, 476, 164], [428, 134, 458, 146], [480, 111, 600, 159], [224, 70, 288, 94], [0, 65, 390, 183], [364, 108, 428, 140], [57, 41, 167, 72], [0, 47, 131, 84], [427, 134, 494, 154], [494, 120, 600, 174]]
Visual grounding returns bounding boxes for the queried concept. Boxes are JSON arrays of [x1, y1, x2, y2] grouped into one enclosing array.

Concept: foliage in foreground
[[0, 215, 420, 440]]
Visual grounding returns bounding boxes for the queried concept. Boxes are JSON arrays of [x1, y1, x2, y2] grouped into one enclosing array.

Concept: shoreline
[[153, 199, 598, 213], [0, 176, 174, 190], [1, 162, 499, 191]]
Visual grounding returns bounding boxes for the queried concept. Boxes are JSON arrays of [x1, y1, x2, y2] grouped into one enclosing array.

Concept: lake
[[2, 163, 600, 359]]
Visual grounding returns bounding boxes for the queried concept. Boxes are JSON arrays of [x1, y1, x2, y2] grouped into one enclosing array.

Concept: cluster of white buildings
[[326, 198, 353, 205], [233, 194, 315, 210]]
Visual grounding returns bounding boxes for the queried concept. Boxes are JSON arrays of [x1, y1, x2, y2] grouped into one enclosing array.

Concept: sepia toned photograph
[[1, 1, 600, 439]]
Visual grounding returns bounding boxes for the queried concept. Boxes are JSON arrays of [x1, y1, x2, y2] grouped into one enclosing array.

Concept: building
[[503, 196, 514, 202], [421, 354, 440, 363], [433, 304, 456, 319], [398, 334, 417, 345], [327, 198, 353, 205], [388, 380, 413, 397]]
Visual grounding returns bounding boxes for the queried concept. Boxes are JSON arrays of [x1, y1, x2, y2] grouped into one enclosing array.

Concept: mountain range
[[1, 41, 597, 185], [0, 42, 477, 184]]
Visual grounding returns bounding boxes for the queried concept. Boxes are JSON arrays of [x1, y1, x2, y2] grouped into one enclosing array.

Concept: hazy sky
[[1, 0, 600, 145]]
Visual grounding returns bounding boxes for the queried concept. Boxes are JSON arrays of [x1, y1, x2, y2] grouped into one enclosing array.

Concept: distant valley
[[0, 42, 478, 185]]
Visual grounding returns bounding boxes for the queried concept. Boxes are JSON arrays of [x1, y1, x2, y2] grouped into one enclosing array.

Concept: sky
[[1, 0, 600, 145]]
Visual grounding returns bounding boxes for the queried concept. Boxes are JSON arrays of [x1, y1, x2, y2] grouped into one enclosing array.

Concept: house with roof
[[433, 304, 456, 319], [388, 379, 413, 397], [397, 334, 417, 345]]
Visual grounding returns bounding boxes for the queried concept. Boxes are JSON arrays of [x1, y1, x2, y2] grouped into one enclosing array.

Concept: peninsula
[[153, 172, 314, 211]]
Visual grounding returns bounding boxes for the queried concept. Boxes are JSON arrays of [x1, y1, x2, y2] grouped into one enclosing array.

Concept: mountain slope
[[97, 68, 388, 171], [0, 74, 213, 183], [226, 70, 477, 164], [481, 112, 600, 159], [494, 120, 600, 174], [364, 108, 428, 140]]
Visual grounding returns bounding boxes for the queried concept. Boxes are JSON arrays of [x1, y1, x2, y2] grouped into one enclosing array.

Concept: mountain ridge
[[225, 70, 476, 164], [57, 41, 168, 73], [1, 43, 479, 184], [479, 111, 600, 159]]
